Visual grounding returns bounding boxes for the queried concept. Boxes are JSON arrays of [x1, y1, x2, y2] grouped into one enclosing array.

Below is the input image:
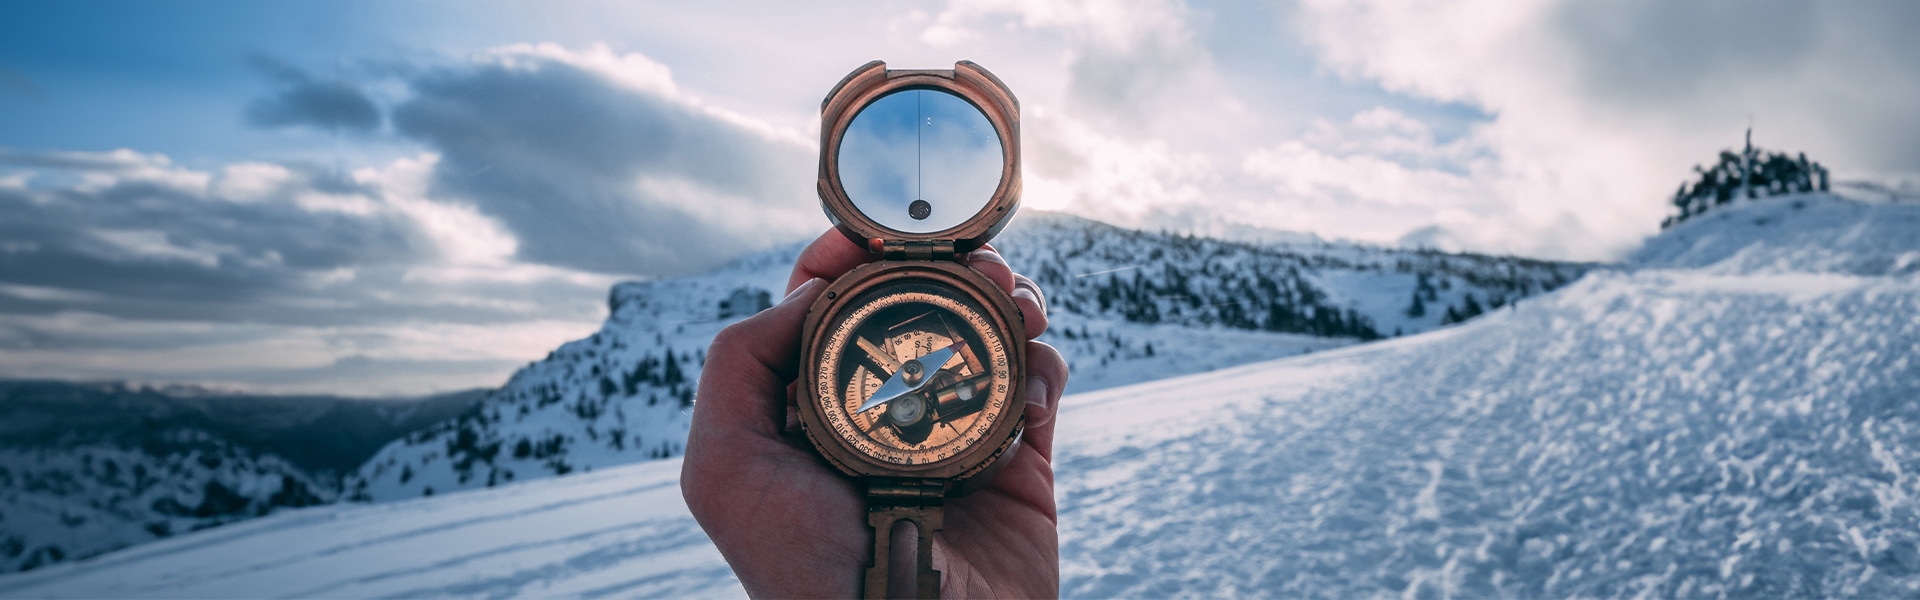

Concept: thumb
[[1018, 341, 1068, 462]]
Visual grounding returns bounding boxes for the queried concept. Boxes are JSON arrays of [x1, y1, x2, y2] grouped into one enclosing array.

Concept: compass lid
[[818, 61, 1021, 256]]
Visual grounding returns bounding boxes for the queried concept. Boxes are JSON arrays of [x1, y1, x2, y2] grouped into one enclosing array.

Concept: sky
[[1, 0, 1915, 397]]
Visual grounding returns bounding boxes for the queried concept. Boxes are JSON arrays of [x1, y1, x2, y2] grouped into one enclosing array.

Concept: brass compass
[[797, 60, 1025, 599]]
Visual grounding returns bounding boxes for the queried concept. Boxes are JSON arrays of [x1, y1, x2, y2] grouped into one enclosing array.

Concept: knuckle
[[709, 320, 752, 356]]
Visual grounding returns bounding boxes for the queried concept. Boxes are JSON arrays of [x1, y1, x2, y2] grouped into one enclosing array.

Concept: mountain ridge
[[345, 210, 1591, 502]]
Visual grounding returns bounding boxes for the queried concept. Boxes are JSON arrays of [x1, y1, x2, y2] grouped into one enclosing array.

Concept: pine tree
[[1663, 130, 1830, 228]]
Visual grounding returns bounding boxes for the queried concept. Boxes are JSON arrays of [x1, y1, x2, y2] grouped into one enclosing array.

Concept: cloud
[[900, 0, 1285, 239], [891, 0, 1918, 260], [390, 43, 818, 276], [0, 146, 618, 395], [1240, 109, 1493, 246], [918, 0, 1243, 136], [0, 148, 418, 319], [0, 146, 624, 323], [1293, 0, 1920, 257], [244, 56, 382, 132]]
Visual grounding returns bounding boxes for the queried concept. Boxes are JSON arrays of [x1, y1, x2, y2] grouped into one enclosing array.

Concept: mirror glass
[[838, 89, 1003, 234]]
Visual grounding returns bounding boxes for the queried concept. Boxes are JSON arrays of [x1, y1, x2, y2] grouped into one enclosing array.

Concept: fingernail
[[1011, 286, 1039, 305], [1025, 376, 1049, 413], [783, 278, 822, 304], [964, 249, 1008, 266]]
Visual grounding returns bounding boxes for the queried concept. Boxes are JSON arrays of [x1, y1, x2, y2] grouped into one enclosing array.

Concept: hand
[[683, 229, 1068, 598]]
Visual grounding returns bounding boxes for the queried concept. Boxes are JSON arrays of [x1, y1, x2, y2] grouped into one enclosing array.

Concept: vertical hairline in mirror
[[836, 87, 1005, 235]]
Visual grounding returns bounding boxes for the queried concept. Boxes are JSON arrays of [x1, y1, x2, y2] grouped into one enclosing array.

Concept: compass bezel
[[817, 60, 1022, 254], [798, 260, 1028, 481]]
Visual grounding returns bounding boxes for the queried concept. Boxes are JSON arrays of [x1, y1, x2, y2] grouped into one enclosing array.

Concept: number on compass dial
[[820, 288, 1015, 466]]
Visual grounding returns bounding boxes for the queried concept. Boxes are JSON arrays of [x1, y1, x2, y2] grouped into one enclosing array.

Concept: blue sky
[[3, 2, 388, 164], [1, 0, 1914, 396], [0, 2, 1484, 166]]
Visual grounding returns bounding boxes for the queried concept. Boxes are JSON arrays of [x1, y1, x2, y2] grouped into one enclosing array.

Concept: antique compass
[[797, 60, 1026, 599]]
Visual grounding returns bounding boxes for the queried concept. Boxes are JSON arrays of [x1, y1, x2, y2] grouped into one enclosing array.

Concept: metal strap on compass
[[863, 478, 945, 599]]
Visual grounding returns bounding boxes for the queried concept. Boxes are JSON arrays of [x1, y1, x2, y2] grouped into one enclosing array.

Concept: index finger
[[787, 229, 876, 294]]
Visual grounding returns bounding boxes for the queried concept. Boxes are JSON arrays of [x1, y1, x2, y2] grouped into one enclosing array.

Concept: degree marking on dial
[[856, 337, 901, 374]]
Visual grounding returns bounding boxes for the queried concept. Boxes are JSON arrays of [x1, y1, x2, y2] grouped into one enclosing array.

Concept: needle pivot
[[857, 345, 958, 414], [901, 359, 925, 385]]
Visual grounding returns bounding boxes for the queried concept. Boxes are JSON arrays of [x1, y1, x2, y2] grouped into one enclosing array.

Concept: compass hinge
[[882, 240, 957, 261], [866, 478, 948, 507]]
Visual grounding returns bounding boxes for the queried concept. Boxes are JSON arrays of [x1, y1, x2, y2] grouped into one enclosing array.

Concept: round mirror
[[838, 89, 1004, 234]]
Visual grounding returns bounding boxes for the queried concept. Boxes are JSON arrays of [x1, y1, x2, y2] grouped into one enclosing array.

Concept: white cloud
[[485, 42, 680, 99], [31, 148, 216, 195], [483, 42, 815, 151], [86, 229, 237, 269], [355, 153, 518, 268], [1292, 0, 1920, 258], [0, 283, 103, 303], [392, 43, 820, 275], [213, 162, 295, 202]]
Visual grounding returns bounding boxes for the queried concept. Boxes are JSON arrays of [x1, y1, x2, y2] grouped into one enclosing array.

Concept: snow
[[7, 193, 1904, 597], [1050, 193, 1920, 597], [0, 459, 743, 599], [1054, 268, 1920, 597], [0, 438, 332, 574]]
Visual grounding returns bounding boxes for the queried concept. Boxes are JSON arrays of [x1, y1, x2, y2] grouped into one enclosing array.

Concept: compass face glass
[[816, 281, 1015, 466], [838, 89, 1004, 235]]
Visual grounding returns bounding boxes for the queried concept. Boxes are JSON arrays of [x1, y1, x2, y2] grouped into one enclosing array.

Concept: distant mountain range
[[0, 382, 481, 572], [0, 211, 1593, 572]]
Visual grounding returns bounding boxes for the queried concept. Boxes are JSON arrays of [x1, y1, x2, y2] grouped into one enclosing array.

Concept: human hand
[[683, 229, 1069, 598]]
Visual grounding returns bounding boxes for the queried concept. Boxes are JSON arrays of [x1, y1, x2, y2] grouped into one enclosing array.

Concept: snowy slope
[[0, 459, 742, 599], [0, 438, 331, 574], [6, 192, 1912, 597], [349, 212, 1583, 502], [1051, 193, 1920, 597]]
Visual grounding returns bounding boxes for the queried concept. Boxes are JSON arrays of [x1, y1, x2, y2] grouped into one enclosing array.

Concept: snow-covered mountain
[[344, 247, 792, 503], [348, 211, 1587, 502], [0, 382, 481, 573], [3, 191, 1912, 598], [997, 213, 1589, 389]]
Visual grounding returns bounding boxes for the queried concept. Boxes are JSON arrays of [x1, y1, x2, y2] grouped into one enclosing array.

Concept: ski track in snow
[[3, 193, 1916, 598]]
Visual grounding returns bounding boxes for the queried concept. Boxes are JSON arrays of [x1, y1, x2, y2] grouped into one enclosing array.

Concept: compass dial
[[816, 282, 1015, 467]]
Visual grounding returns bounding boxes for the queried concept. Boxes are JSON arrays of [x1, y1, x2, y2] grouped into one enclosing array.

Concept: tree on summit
[[1663, 127, 1829, 229]]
